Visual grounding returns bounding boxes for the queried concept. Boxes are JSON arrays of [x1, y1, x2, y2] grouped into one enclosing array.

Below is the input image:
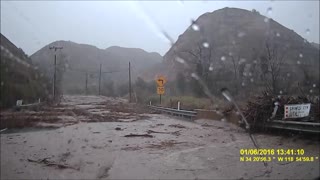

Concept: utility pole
[[85, 72, 88, 95], [98, 63, 102, 95], [129, 61, 132, 103], [49, 46, 63, 101]]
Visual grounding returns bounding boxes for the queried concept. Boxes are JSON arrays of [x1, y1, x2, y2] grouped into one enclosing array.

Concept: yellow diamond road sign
[[157, 87, 165, 95], [156, 75, 167, 87]]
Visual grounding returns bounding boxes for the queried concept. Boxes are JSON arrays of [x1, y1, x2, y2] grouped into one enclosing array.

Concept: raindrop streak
[[305, 28, 310, 35], [266, 7, 273, 15], [161, 30, 175, 45], [191, 20, 200, 31], [202, 42, 210, 48], [221, 56, 226, 61], [175, 57, 185, 64], [299, 53, 303, 58], [221, 88, 233, 102]]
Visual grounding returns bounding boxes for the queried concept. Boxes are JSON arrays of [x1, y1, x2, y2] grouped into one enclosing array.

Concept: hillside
[[0, 33, 50, 108], [148, 7, 319, 96], [30, 41, 163, 94]]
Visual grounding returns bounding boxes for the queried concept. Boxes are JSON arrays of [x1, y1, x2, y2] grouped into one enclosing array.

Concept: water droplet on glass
[[313, 84, 316, 88], [228, 52, 233, 56], [248, 72, 252, 76], [276, 32, 281, 37], [278, 95, 281, 99], [239, 58, 246, 64], [191, 20, 200, 31], [175, 56, 185, 64], [264, 18, 270, 23], [202, 42, 210, 48], [287, 73, 291, 77], [221, 56, 226, 61], [65, 63, 69, 68], [299, 53, 303, 58], [310, 89, 313, 93], [250, 78, 254, 82], [232, 40, 236, 45], [191, 73, 200, 80], [209, 64, 214, 71], [1, 82, 4, 86], [279, 90, 283, 94], [253, 60, 258, 64], [221, 118, 226, 122], [243, 72, 247, 77], [237, 32, 246, 38], [297, 61, 301, 65], [266, 7, 272, 15], [305, 28, 310, 35], [241, 82, 245, 86]]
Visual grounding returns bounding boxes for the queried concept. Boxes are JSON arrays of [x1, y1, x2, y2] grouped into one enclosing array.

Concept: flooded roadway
[[1, 95, 319, 179]]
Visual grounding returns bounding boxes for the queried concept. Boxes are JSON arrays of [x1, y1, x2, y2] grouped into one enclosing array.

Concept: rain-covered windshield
[[1, 1, 319, 179]]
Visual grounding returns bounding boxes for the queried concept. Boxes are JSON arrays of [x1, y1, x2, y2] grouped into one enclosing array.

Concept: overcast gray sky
[[1, 1, 319, 56]]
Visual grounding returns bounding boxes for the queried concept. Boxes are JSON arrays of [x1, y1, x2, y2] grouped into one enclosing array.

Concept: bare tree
[[260, 42, 286, 94], [180, 42, 215, 83]]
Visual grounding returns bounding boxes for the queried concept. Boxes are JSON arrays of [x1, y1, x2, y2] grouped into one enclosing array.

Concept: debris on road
[[121, 146, 143, 151], [27, 158, 78, 170], [147, 129, 181, 136], [168, 124, 187, 129], [146, 140, 188, 150], [243, 91, 319, 128], [124, 134, 154, 138]]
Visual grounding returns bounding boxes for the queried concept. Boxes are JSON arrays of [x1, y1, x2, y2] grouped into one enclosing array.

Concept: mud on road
[[1, 95, 319, 179]]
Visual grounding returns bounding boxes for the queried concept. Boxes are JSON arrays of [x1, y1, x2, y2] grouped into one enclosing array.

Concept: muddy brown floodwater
[[1, 95, 319, 179]]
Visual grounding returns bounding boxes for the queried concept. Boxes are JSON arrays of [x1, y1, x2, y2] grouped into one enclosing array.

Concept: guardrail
[[148, 104, 319, 133], [148, 105, 197, 119], [264, 120, 320, 133]]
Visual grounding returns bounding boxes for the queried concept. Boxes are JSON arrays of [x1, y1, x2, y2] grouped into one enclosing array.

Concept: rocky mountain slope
[[0, 33, 49, 107], [30, 41, 163, 94], [157, 8, 319, 85]]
